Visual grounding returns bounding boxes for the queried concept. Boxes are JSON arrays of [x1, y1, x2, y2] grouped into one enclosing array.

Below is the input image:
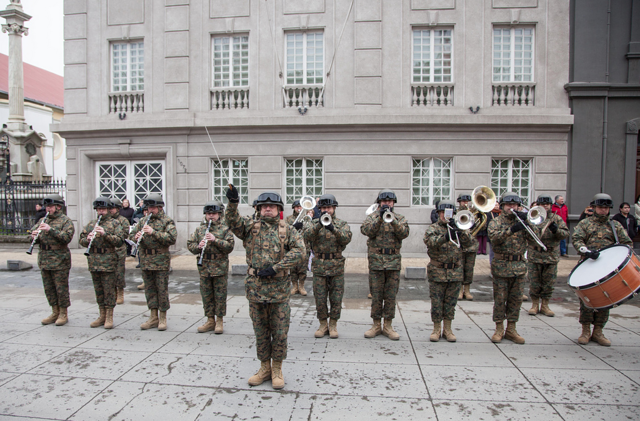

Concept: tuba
[[465, 186, 497, 236]]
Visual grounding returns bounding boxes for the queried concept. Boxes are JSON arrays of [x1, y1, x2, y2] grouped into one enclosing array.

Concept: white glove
[[579, 246, 589, 254]]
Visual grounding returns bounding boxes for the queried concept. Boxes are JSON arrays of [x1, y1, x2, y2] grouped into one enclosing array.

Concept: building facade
[[54, 0, 572, 253]]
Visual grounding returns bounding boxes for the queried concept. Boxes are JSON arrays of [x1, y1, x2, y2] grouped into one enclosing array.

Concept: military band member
[[457, 193, 478, 300], [304, 194, 352, 339], [487, 192, 528, 344], [361, 189, 410, 340], [285, 200, 309, 295], [225, 188, 305, 390], [31, 194, 75, 326], [129, 193, 177, 331], [526, 194, 569, 317], [187, 200, 235, 334], [572, 193, 632, 346], [424, 200, 473, 342], [109, 197, 130, 304], [79, 197, 124, 329]]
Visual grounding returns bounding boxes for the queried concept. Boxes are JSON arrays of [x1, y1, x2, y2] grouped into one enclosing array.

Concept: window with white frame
[[412, 158, 452, 206], [212, 35, 249, 88], [491, 159, 531, 205], [412, 29, 453, 83], [285, 32, 324, 85], [285, 158, 323, 205], [492, 27, 534, 82], [111, 41, 144, 92], [212, 159, 249, 205], [97, 161, 164, 208]]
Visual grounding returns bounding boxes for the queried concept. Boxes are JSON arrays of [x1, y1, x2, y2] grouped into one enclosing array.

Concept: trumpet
[[26, 212, 49, 255], [365, 203, 394, 223], [512, 205, 548, 251], [197, 219, 213, 267], [320, 213, 332, 226], [84, 215, 103, 256], [130, 215, 150, 258], [454, 210, 474, 230], [294, 196, 316, 224]]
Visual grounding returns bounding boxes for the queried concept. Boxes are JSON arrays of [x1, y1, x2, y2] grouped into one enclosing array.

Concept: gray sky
[[0, 0, 63, 76]]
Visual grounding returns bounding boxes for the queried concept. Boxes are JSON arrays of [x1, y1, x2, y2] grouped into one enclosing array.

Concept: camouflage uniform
[[423, 220, 473, 322], [572, 214, 632, 326], [487, 213, 528, 322], [361, 211, 410, 320], [31, 209, 75, 309], [527, 212, 569, 300], [285, 212, 310, 291], [129, 209, 177, 311], [113, 214, 130, 290], [458, 204, 479, 287], [226, 202, 305, 361], [187, 219, 235, 318], [78, 214, 124, 308], [304, 214, 352, 320]]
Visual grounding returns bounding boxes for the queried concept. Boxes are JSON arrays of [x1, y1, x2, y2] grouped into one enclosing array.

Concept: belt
[[371, 247, 399, 255], [200, 253, 226, 261], [433, 262, 458, 269], [40, 244, 66, 251], [315, 252, 342, 259], [90, 247, 115, 254], [534, 246, 554, 252], [142, 247, 169, 256], [494, 253, 524, 262]]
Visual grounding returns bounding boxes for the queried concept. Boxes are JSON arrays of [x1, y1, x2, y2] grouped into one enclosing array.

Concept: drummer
[[572, 193, 632, 347]]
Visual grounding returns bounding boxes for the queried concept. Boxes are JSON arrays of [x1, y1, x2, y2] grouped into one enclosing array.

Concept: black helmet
[[437, 200, 456, 212], [500, 192, 522, 205], [536, 194, 553, 205], [255, 191, 283, 210], [203, 200, 224, 214], [93, 196, 112, 209], [376, 189, 397, 203], [592, 193, 613, 208], [318, 194, 338, 207], [457, 194, 472, 203], [252, 199, 258, 208], [110, 197, 122, 208], [144, 193, 165, 206], [43, 193, 65, 206], [291, 200, 301, 209]]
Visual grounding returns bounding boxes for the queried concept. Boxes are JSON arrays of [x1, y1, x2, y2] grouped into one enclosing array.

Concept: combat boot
[[430, 321, 441, 342], [364, 319, 382, 338], [116, 288, 124, 305], [197, 317, 216, 333], [315, 319, 329, 338], [591, 325, 611, 346], [540, 298, 555, 317], [367, 293, 372, 299], [504, 321, 525, 344], [382, 319, 400, 341], [248, 360, 271, 386], [491, 321, 504, 343], [41, 305, 59, 325], [140, 309, 159, 330], [104, 308, 114, 329], [463, 284, 473, 300], [443, 319, 457, 342], [578, 323, 591, 345], [55, 307, 68, 326], [298, 280, 307, 296], [329, 318, 339, 339], [137, 282, 145, 290], [458, 286, 464, 300], [522, 294, 529, 302], [290, 280, 298, 295], [271, 360, 285, 389], [528, 297, 539, 315], [158, 311, 167, 331], [90, 307, 106, 328], [214, 317, 224, 334]]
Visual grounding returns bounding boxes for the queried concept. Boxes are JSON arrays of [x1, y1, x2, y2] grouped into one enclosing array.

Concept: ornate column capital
[[1, 22, 27, 36]]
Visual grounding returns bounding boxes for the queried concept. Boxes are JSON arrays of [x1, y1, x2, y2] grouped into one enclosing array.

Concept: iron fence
[[0, 180, 67, 235]]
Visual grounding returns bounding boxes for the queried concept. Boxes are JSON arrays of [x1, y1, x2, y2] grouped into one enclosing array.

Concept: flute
[[197, 219, 213, 267], [27, 212, 49, 255], [130, 215, 150, 258], [83, 215, 103, 256]]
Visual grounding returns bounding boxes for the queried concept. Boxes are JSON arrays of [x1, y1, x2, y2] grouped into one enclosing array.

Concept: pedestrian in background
[[120, 198, 134, 224], [612, 202, 638, 241], [552, 195, 569, 257]]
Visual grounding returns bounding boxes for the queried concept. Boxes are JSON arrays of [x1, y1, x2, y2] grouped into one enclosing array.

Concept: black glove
[[379, 205, 390, 218], [257, 266, 277, 278], [548, 222, 558, 233], [587, 251, 600, 260], [324, 223, 335, 232], [293, 222, 303, 230], [226, 186, 239, 203], [510, 222, 526, 234], [448, 219, 461, 232], [514, 211, 529, 220], [443, 230, 451, 242]]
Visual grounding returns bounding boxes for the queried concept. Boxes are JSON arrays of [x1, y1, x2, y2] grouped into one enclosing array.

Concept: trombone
[[293, 196, 316, 224], [365, 203, 394, 223], [512, 205, 548, 251]]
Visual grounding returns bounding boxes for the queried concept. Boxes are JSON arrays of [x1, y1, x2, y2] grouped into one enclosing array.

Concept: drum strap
[[609, 220, 619, 244]]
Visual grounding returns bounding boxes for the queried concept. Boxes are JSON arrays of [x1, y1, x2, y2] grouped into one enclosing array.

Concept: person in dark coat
[[430, 200, 440, 224], [119, 198, 135, 223], [612, 202, 638, 240], [35, 202, 47, 221]]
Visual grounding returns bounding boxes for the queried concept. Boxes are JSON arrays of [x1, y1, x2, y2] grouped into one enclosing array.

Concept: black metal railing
[[0, 180, 67, 235]]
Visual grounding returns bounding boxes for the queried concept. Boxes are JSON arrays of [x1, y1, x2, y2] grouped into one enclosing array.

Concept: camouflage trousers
[[91, 271, 116, 308], [462, 251, 476, 285], [249, 301, 290, 361], [290, 255, 308, 284], [429, 281, 461, 322], [313, 274, 344, 320], [200, 274, 227, 318], [41, 269, 71, 308], [527, 261, 557, 299], [115, 255, 126, 289], [142, 270, 170, 311], [492, 275, 524, 322], [579, 300, 609, 326], [370, 270, 400, 320]]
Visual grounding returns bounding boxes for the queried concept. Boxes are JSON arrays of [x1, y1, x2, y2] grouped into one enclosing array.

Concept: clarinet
[[83, 215, 103, 256], [26, 212, 49, 255], [197, 219, 213, 267], [130, 215, 150, 258]]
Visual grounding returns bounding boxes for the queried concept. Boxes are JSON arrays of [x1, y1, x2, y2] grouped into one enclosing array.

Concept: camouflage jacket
[[285, 211, 312, 254], [187, 219, 235, 276], [30, 209, 75, 271], [78, 214, 124, 272], [304, 214, 352, 276], [423, 219, 473, 282], [487, 212, 528, 277], [129, 209, 177, 271], [284, 212, 299, 226], [526, 212, 569, 264], [458, 205, 479, 253], [572, 213, 632, 258], [361, 210, 410, 270], [226, 202, 306, 303], [114, 214, 130, 259]]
